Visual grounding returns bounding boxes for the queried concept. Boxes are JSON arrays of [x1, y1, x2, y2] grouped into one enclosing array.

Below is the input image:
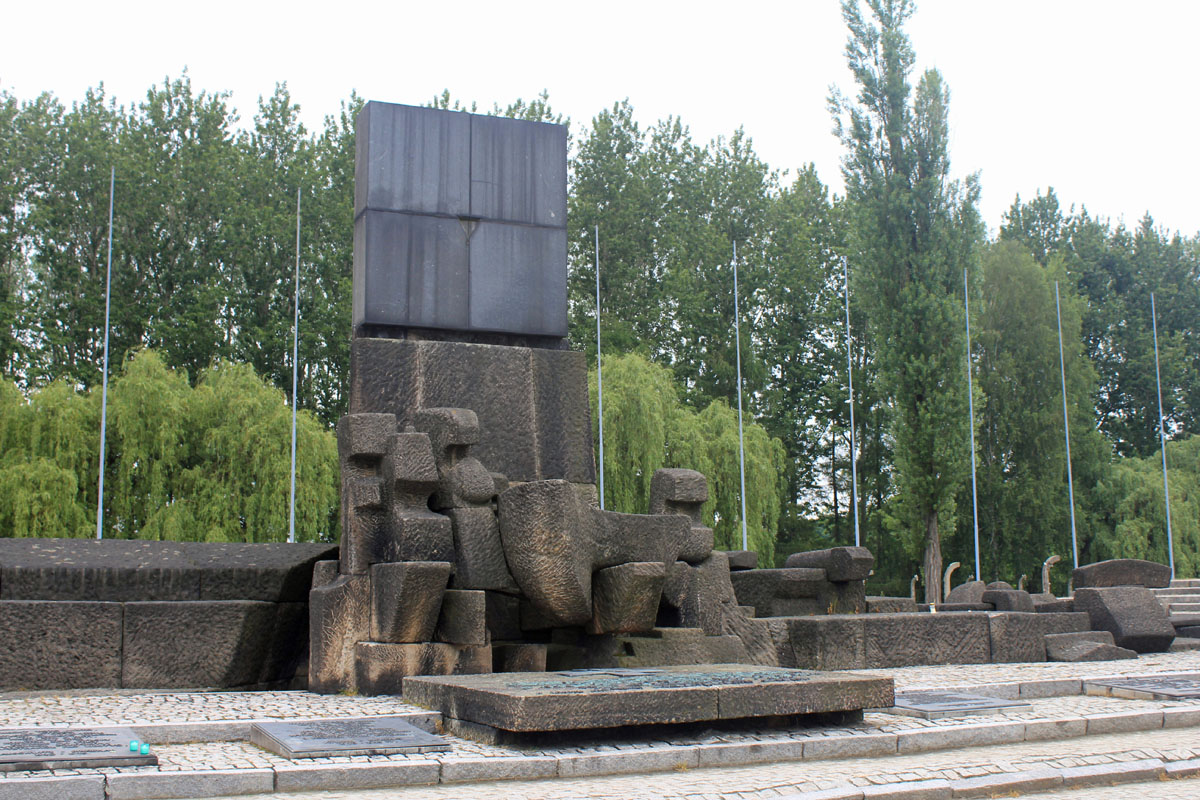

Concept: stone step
[[1170, 578, 1200, 588], [1165, 602, 1200, 614], [1152, 587, 1200, 596]]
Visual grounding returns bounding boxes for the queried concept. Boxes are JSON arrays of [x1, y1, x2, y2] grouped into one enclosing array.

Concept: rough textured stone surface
[[784, 547, 874, 582], [589, 562, 667, 634], [1073, 558, 1173, 589], [785, 615, 867, 670], [944, 580, 986, 604], [0, 601, 122, 690], [357, 642, 491, 695], [122, 601, 297, 689], [610, 628, 749, 668], [404, 664, 892, 732], [494, 643, 547, 672], [661, 555, 728, 636], [986, 611, 1091, 663], [1073, 586, 1176, 653], [436, 590, 487, 645], [730, 568, 829, 618], [413, 408, 496, 511], [309, 574, 371, 694], [337, 413, 393, 575], [986, 581, 1015, 591], [981, 588, 1035, 612], [498, 479, 688, 625], [863, 613, 991, 667], [444, 508, 518, 592], [867, 596, 919, 613], [648, 469, 708, 518], [484, 591, 523, 641], [349, 339, 593, 484], [177, 542, 338, 602], [369, 562, 451, 643], [1044, 630, 1137, 661], [1033, 596, 1074, 613], [1178, 625, 1200, 639], [724, 551, 758, 571], [311, 560, 339, 590]]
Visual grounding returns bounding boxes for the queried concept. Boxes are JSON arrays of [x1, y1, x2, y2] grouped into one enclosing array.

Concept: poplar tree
[[831, 0, 982, 601]]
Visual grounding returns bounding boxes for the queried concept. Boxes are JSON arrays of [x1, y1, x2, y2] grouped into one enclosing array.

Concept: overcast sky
[[5, 0, 1197, 237]]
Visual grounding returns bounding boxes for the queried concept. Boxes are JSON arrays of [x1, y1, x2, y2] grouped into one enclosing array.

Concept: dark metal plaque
[[249, 716, 449, 759], [890, 690, 1030, 719], [0, 726, 156, 771], [1085, 675, 1200, 700]]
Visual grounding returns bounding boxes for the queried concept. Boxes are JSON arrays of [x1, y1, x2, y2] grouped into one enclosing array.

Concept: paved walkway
[[0, 651, 1196, 800]]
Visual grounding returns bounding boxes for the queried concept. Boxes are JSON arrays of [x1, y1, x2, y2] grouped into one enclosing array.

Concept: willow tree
[[588, 352, 785, 564], [831, 0, 982, 601]]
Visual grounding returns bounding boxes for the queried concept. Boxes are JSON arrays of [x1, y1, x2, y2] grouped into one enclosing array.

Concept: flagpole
[[844, 260, 860, 548], [1055, 282, 1079, 570], [964, 269, 980, 578], [733, 240, 748, 551], [595, 225, 605, 510], [1151, 293, 1175, 578], [96, 167, 115, 540], [288, 188, 300, 544]]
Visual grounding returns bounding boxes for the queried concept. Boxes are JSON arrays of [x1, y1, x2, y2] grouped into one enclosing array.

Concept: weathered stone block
[[649, 469, 708, 519], [468, 112, 568, 228], [309, 574, 371, 693], [724, 550, 758, 571], [786, 615, 867, 670], [484, 591, 523, 641], [1073, 587, 1176, 653], [311, 560, 339, 589], [494, 643, 547, 672], [337, 412, 396, 460], [987, 612, 1090, 663], [445, 508, 518, 592], [177, 542, 338, 602], [437, 590, 487, 645], [945, 580, 986, 604], [388, 512, 455, 563], [356, 642, 491, 695], [531, 349, 595, 484], [122, 601, 283, 689], [0, 601, 122, 690], [867, 596, 918, 613], [0, 539, 199, 601], [730, 568, 828, 618], [1046, 631, 1137, 661], [660, 554, 733, 636], [863, 613, 991, 667], [784, 547, 874, 582], [370, 562, 451, 643], [589, 562, 667, 634], [981, 589, 1035, 613], [1073, 559, 1173, 589]]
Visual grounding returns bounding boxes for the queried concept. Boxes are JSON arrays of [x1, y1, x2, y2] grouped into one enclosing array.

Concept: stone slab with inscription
[[889, 690, 1030, 719], [249, 716, 450, 759], [0, 726, 156, 771], [403, 664, 893, 732], [1084, 674, 1200, 701]]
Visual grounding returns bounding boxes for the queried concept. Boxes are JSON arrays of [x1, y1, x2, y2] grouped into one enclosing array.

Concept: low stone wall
[[0, 538, 336, 690]]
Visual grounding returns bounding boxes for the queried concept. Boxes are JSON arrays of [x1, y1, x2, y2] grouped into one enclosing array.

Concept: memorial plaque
[[0, 726, 156, 771], [249, 716, 450, 759], [889, 690, 1030, 719], [1084, 675, 1200, 701], [403, 663, 894, 732]]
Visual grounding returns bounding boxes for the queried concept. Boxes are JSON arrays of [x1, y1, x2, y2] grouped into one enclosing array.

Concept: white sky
[[4, 0, 1197, 238]]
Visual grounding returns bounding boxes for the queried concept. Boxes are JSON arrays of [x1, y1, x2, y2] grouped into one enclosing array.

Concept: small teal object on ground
[[140, 743, 150, 755], [129, 740, 140, 752]]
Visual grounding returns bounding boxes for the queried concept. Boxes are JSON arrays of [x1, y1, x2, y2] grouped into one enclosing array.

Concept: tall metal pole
[[844, 260, 860, 547], [733, 241, 748, 551], [964, 269, 980, 579], [595, 225, 605, 511], [96, 167, 115, 540], [1151, 293, 1175, 578], [1055, 282, 1079, 570], [288, 188, 300, 544]]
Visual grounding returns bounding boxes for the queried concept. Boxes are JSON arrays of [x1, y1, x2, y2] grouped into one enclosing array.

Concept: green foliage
[[831, 0, 983, 600], [0, 350, 338, 542], [589, 353, 785, 565]]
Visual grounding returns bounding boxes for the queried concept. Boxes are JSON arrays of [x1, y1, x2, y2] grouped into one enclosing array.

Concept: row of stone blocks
[[0, 599, 307, 690]]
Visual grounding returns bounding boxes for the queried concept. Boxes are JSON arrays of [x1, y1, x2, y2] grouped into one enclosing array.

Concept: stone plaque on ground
[[0, 726, 156, 771], [1084, 675, 1200, 701], [249, 716, 449, 759], [889, 690, 1030, 719], [403, 663, 894, 732]]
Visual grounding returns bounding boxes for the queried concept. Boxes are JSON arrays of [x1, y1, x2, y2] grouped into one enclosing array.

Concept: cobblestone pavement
[[203, 727, 1200, 799]]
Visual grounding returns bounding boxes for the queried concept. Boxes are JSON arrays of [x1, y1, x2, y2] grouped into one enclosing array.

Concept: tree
[[831, 0, 983, 601]]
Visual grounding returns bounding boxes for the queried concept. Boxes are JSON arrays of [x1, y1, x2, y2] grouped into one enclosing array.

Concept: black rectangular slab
[[890, 690, 1030, 719], [249, 716, 450, 759], [0, 726, 156, 771], [1084, 674, 1200, 700], [404, 664, 893, 732]]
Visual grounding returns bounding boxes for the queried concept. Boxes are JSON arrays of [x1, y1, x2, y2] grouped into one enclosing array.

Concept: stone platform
[[403, 665, 893, 736]]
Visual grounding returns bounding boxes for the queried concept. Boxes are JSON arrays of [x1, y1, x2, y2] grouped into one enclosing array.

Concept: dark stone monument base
[[403, 664, 892, 735]]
